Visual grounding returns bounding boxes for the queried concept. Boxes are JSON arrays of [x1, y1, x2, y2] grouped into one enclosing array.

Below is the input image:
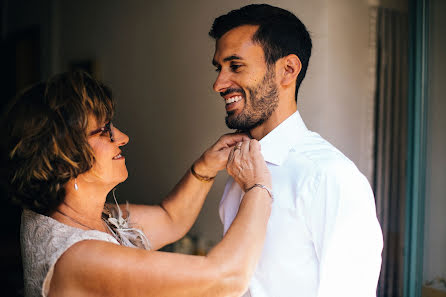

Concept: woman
[[4, 71, 272, 297]]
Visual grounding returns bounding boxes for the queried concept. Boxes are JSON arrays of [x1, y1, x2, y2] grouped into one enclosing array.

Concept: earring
[[74, 178, 79, 191]]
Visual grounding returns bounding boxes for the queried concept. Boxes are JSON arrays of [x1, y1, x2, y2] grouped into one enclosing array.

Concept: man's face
[[212, 25, 279, 131]]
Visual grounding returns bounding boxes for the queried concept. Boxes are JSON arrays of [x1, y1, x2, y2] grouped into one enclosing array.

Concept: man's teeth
[[113, 154, 122, 160], [225, 96, 243, 104]]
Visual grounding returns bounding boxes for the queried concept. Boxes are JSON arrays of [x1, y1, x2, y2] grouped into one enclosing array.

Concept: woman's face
[[84, 116, 129, 188]]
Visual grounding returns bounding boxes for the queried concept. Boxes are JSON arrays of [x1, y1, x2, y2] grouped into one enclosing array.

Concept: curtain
[[372, 6, 408, 297]]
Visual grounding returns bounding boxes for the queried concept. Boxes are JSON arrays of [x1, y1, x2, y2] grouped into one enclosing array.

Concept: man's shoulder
[[283, 132, 372, 199], [286, 131, 356, 174]]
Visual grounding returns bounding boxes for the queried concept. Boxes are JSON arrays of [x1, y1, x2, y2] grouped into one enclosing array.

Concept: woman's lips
[[112, 153, 124, 160]]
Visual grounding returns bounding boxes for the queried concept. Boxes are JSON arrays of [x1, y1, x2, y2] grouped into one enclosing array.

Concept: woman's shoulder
[[20, 209, 119, 297], [21, 209, 119, 251]]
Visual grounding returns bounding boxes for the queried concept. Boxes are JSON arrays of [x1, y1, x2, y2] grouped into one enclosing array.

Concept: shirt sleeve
[[307, 163, 383, 297]]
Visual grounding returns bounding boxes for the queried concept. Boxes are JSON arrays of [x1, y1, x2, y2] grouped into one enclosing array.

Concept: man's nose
[[213, 71, 231, 93]]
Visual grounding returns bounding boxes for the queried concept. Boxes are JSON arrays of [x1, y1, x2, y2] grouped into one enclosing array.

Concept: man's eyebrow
[[223, 55, 243, 62], [212, 55, 243, 66]]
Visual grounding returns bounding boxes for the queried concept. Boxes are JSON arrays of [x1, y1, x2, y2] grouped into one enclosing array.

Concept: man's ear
[[278, 54, 302, 87]]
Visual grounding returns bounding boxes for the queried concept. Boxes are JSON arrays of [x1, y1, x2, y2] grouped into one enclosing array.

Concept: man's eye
[[230, 64, 242, 72], [215, 67, 221, 72]]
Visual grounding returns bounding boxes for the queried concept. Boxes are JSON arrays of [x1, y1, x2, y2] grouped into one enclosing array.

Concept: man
[[209, 4, 383, 297]]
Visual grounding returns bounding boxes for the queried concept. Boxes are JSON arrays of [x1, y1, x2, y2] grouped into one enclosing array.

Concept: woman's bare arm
[[127, 133, 249, 250], [50, 187, 271, 297], [126, 166, 213, 250], [50, 139, 271, 297]]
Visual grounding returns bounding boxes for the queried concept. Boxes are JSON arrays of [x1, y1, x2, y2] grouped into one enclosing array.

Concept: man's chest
[[220, 163, 318, 256], [219, 165, 320, 295]]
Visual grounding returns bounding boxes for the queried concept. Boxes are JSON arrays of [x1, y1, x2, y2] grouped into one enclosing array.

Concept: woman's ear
[[278, 54, 302, 87]]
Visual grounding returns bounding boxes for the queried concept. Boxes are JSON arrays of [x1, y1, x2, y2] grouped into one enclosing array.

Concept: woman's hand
[[193, 133, 251, 178], [226, 139, 271, 191]]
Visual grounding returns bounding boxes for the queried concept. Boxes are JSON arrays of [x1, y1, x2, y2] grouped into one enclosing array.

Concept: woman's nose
[[113, 126, 129, 146]]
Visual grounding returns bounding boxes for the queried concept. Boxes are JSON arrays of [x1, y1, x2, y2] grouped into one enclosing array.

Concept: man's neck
[[250, 102, 297, 140]]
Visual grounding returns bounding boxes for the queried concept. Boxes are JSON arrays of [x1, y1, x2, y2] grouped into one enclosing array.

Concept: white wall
[[56, 0, 373, 243], [423, 0, 446, 283]]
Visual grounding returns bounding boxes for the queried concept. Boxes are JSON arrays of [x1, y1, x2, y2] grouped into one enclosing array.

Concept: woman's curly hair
[[1, 71, 115, 215]]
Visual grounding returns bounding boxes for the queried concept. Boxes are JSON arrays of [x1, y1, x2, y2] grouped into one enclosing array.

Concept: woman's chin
[[121, 172, 129, 182], [109, 171, 129, 189], [117, 171, 129, 184]]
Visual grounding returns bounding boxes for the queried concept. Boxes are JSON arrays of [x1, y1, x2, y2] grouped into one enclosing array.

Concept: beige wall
[[423, 0, 446, 282], [56, 0, 373, 242]]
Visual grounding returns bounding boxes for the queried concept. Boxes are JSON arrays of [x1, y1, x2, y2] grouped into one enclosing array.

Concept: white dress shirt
[[219, 111, 383, 297]]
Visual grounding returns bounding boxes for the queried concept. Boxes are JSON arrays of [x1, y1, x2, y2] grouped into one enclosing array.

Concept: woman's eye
[[100, 129, 109, 136]]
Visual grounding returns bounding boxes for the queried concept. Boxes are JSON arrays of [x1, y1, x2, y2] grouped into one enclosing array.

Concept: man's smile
[[224, 95, 244, 112], [221, 88, 245, 112]]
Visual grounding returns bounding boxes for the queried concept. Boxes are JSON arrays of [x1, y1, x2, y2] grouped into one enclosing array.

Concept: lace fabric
[[102, 202, 151, 250], [21, 203, 150, 297]]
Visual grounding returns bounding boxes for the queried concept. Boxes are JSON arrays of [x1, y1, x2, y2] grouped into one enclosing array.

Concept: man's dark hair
[[209, 4, 312, 101]]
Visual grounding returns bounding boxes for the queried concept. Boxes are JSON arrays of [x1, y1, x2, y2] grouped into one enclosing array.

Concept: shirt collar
[[259, 110, 308, 166]]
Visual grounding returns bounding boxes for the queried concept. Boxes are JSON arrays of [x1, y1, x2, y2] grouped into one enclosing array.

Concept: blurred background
[[1, 0, 444, 296]]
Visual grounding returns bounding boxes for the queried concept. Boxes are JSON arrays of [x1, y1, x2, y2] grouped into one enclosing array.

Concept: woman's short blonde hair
[[2, 71, 115, 214]]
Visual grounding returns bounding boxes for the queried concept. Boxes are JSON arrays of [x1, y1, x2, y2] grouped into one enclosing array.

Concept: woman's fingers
[[228, 140, 253, 185], [226, 138, 272, 190], [227, 145, 236, 164], [249, 139, 261, 153], [240, 140, 250, 157], [215, 133, 250, 150], [197, 133, 250, 177]]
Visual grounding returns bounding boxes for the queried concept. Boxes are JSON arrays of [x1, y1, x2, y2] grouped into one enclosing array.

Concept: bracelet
[[245, 184, 274, 200], [190, 164, 216, 182]]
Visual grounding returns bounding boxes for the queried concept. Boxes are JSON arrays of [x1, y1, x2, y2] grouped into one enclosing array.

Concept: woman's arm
[[51, 188, 270, 297], [127, 133, 249, 250], [50, 140, 272, 297]]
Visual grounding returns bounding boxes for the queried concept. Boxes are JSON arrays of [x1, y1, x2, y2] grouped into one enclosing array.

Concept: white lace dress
[[20, 207, 150, 297]]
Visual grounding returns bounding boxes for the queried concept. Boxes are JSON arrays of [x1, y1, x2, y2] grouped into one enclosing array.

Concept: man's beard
[[225, 66, 279, 131]]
